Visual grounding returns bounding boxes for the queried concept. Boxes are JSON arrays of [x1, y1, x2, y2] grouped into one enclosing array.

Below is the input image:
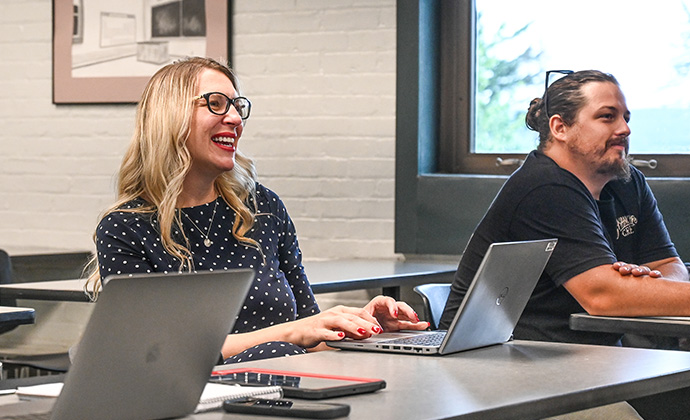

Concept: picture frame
[[52, 0, 230, 104]]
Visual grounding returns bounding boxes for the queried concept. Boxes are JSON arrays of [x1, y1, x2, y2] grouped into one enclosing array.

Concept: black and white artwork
[[53, 0, 228, 103]]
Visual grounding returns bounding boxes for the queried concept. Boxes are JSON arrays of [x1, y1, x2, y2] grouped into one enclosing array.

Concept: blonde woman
[[89, 57, 427, 363]]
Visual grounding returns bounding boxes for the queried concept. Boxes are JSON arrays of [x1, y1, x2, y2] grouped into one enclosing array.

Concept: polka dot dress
[[223, 341, 306, 364], [96, 183, 318, 361]]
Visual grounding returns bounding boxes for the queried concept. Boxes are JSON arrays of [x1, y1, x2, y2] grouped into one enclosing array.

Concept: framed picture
[[53, 0, 230, 104]]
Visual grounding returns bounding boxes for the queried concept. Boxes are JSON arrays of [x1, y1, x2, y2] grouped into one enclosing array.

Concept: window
[[152, 0, 206, 38], [438, 0, 690, 177]]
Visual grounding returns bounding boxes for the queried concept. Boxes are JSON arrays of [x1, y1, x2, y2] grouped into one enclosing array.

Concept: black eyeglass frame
[[194, 92, 252, 120], [543, 70, 574, 119]]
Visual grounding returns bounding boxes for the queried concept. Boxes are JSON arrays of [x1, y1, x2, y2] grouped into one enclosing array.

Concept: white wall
[[0, 0, 400, 355], [0, 0, 398, 262]]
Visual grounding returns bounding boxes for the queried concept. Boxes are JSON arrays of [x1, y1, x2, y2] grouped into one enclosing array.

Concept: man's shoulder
[[506, 151, 584, 193], [488, 151, 596, 216]]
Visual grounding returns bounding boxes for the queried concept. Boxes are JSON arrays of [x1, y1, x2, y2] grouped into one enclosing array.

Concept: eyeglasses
[[544, 70, 574, 118], [194, 92, 251, 120]]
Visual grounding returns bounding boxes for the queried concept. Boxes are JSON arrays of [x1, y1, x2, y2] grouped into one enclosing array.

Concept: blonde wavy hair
[[86, 57, 259, 296]]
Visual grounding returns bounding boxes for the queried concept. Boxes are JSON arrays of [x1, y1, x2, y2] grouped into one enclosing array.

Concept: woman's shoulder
[[255, 182, 279, 199], [255, 183, 285, 207], [115, 198, 148, 210], [98, 199, 155, 228], [252, 183, 293, 222]]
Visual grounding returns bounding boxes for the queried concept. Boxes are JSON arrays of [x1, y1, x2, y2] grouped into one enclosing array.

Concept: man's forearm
[[564, 261, 690, 317]]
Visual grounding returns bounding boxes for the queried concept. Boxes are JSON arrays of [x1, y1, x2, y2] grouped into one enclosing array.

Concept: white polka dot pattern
[[95, 184, 320, 335], [223, 341, 306, 364]]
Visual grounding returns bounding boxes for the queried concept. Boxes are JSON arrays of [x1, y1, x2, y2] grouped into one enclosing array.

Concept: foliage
[[475, 13, 541, 153]]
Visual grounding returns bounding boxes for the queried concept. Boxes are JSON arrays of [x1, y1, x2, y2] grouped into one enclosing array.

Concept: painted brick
[[0, 0, 400, 269]]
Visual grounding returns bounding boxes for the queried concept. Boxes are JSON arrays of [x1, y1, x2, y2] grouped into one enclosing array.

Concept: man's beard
[[596, 136, 632, 181], [595, 154, 632, 182], [569, 136, 632, 182]]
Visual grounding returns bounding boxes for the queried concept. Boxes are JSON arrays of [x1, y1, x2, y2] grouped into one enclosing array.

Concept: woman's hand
[[287, 305, 385, 349], [222, 298, 430, 358], [221, 305, 382, 358], [285, 297, 429, 349], [612, 261, 662, 277], [364, 295, 430, 332]]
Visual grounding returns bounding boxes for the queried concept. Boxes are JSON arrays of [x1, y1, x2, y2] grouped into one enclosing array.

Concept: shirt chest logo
[[616, 215, 638, 239]]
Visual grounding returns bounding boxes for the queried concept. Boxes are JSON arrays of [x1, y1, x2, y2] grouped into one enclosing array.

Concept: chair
[[0, 248, 71, 377], [413, 283, 451, 330], [0, 249, 19, 333]]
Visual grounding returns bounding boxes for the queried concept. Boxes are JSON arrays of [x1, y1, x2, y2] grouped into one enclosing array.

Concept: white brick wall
[[0, 0, 402, 353], [0, 0, 399, 261], [233, 0, 397, 261]]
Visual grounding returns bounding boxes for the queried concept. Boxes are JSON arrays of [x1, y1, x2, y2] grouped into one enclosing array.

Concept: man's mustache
[[607, 137, 629, 152]]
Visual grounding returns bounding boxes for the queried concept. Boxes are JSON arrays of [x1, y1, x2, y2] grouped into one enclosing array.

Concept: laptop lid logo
[[496, 287, 509, 306]]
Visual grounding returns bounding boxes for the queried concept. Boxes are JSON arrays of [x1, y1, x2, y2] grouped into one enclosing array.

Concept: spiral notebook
[[195, 382, 283, 412]]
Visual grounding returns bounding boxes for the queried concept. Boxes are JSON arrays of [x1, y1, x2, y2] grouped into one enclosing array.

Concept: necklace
[[181, 197, 219, 248]]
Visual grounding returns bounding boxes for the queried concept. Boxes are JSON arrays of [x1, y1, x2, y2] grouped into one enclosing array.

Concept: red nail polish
[[415, 313, 420, 322], [394, 310, 399, 318], [338, 331, 345, 338], [357, 328, 367, 335], [372, 326, 381, 333]]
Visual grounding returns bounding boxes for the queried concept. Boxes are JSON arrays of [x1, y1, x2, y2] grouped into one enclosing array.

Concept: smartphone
[[222, 397, 350, 419], [211, 368, 386, 399]]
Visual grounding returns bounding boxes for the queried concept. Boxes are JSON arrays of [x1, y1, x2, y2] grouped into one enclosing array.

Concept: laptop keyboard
[[379, 332, 446, 347]]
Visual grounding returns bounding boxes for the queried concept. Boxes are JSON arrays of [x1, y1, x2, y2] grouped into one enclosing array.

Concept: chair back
[[0, 249, 16, 306], [413, 283, 451, 330], [0, 249, 18, 334], [0, 249, 73, 373]]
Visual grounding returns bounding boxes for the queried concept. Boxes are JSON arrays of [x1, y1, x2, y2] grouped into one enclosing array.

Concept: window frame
[[437, 0, 690, 178]]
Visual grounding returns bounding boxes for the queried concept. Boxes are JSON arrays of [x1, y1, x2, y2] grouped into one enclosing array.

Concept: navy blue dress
[[95, 183, 318, 362]]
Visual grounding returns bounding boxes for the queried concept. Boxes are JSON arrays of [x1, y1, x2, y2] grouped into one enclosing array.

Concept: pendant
[[204, 238, 212, 247]]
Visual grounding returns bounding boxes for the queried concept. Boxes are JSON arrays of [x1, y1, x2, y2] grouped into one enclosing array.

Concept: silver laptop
[[328, 239, 557, 355], [1, 269, 254, 420]]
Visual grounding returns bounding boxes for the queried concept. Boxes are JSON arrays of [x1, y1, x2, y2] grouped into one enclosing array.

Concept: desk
[[9, 250, 92, 283], [305, 259, 456, 299], [0, 280, 90, 302], [0, 260, 457, 303], [571, 312, 690, 337], [2, 341, 690, 418], [0, 306, 35, 328], [185, 340, 690, 419]]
